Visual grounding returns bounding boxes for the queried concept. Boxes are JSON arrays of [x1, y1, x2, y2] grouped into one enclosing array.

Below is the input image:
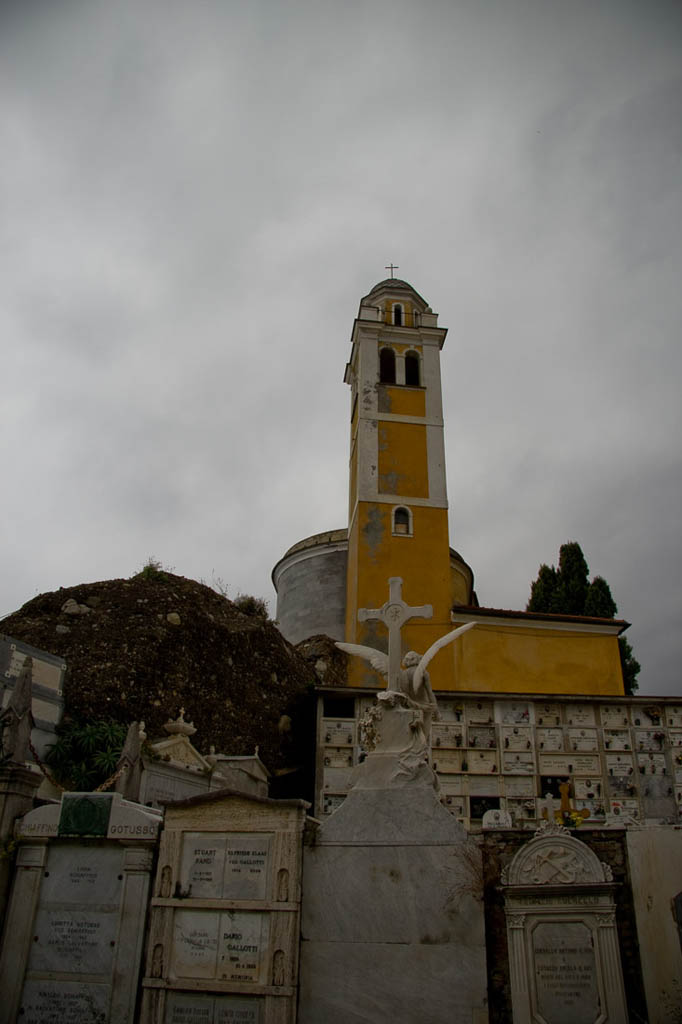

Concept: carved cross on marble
[[358, 577, 432, 691]]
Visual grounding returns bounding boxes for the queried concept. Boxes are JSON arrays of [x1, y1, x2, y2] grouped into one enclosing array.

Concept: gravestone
[[0, 792, 161, 1024], [502, 821, 628, 1023], [140, 788, 308, 1024]]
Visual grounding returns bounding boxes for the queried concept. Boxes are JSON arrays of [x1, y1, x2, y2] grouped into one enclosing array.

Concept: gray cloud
[[2, 0, 680, 694]]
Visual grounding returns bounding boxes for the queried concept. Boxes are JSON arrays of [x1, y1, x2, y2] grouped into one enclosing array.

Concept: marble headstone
[[502, 822, 628, 1024]]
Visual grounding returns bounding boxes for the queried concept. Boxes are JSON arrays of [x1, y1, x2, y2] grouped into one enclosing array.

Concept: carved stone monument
[[502, 821, 628, 1023], [0, 791, 161, 1024], [300, 579, 487, 1023], [140, 788, 308, 1024]]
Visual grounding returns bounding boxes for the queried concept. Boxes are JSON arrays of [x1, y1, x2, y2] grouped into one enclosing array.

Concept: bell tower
[[344, 277, 463, 688]]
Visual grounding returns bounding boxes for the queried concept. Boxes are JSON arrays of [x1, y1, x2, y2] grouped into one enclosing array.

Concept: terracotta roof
[[451, 604, 629, 630]]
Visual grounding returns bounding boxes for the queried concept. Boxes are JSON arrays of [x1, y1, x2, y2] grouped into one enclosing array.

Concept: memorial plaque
[[431, 723, 464, 748], [675, 764, 682, 784], [438, 776, 463, 795], [218, 911, 267, 984], [539, 754, 600, 775], [575, 797, 605, 819], [501, 726, 533, 751], [637, 752, 668, 776], [608, 774, 638, 798], [41, 844, 124, 905], [465, 701, 493, 724], [603, 730, 630, 751], [223, 836, 270, 900], [535, 703, 562, 727], [565, 705, 595, 727], [573, 778, 603, 800], [468, 776, 500, 796], [441, 795, 466, 816], [503, 776, 534, 797], [30, 908, 118, 975], [532, 921, 599, 1024], [181, 835, 227, 898], [537, 728, 564, 751], [173, 910, 220, 979], [322, 720, 355, 745], [666, 708, 682, 728], [468, 750, 498, 774], [468, 725, 496, 748], [437, 701, 464, 722], [502, 752, 535, 774], [20, 979, 110, 1024], [610, 799, 640, 819], [641, 776, 677, 819], [606, 753, 634, 776], [635, 730, 666, 752], [433, 749, 463, 773], [507, 798, 536, 823], [322, 746, 354, 768], [669, 730, 682, 748], [497, 701, 531, 725], [632, 707, 663, 727], [600, 705, 630, 728], [165, 992, 263, 1024], [322, 793, 345, 815], [322, 767, 353, 791], [567, 729, 598, 752]]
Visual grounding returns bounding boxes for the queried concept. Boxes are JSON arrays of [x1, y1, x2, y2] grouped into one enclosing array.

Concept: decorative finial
[[385, 263, 399, 279]]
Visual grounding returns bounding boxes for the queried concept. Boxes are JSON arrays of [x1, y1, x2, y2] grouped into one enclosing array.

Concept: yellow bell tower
[[344, 276, 468, 689]]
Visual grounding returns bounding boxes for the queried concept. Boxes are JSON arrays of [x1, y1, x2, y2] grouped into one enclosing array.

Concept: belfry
[[272, 275, 625, 698]]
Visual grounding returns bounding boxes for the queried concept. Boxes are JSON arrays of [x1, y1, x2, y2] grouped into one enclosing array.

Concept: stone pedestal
[[299, 698, 488, 1024]]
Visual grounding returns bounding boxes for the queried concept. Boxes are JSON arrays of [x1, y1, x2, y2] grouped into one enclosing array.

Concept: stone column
[[0, 765, 41, 929], [110, 845, 156, 1024], [0, 841, 47, 1024]]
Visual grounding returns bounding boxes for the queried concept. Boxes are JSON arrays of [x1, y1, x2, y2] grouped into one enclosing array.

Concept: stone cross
[[358, 577, 432, 691]]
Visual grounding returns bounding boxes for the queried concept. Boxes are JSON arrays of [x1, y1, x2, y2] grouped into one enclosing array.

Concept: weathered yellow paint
[[345, 502, 456, 689], [378, 421, 429, 497], [450, 563, 471, 605], [380, 386, 425, 417], [448, 619, 625, 696], [349, 441, 358, 516]]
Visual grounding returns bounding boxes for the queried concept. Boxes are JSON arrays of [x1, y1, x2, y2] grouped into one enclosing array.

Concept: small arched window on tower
[[392, 303, 403, 326], [392, 506, 413, 536], [379, 347, 396, 384], [405, 351, 421, 386]]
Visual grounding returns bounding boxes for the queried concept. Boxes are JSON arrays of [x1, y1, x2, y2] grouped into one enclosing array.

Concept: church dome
[[361, 277, 430, 311]]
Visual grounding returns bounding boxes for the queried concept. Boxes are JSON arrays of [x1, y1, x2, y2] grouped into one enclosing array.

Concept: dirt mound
[[2, 571, 317, 780]]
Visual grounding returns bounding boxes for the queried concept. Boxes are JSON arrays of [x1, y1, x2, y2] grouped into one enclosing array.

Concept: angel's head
[[403, 651, 420, 667]]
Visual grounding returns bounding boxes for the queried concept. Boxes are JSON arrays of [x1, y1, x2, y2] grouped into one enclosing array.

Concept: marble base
[[299, 785, 488, 1024]]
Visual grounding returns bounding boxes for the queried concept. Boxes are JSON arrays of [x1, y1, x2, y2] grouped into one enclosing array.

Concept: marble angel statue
[[336, 622, 474, 742]]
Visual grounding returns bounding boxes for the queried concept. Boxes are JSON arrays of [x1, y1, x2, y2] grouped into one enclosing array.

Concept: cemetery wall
[[316, 690, 682, 827]]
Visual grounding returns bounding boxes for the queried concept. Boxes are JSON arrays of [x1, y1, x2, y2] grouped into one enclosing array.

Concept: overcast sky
[[2, 0, 680, 696]]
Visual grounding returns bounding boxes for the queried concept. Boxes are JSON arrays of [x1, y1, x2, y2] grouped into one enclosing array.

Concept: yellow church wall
[[346, 502, 458, 689], [448, 620, 625, 696], [378, 421, 429, 497], [378, 385, 425, 417]]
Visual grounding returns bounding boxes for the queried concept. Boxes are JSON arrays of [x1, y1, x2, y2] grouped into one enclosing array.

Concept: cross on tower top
[[358, 577, 432, 691], [385, 263, 399, 279]]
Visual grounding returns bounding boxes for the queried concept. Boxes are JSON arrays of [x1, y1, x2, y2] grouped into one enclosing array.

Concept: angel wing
[[335, 642, 389, 678], [412, 622, 475, 690]]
